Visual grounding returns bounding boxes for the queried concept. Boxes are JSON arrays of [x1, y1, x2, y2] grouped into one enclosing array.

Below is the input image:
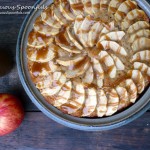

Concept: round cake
[[27, 0, 150, 117]]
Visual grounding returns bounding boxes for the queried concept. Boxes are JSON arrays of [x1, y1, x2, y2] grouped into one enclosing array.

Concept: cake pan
[[16, 0, 150, 131]]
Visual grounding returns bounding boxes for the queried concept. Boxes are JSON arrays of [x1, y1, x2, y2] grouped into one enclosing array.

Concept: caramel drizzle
[[44, 5, 59, 26], [32, 62, 50, 77], [36, 47, 49, 60], [56, 28, 69, 45], [93, 3, 100, 9], [85, 1, 91, 8], [71, 2, 84, 11]]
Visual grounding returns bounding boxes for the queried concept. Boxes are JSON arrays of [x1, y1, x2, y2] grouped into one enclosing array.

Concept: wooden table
[[0, 0, 150, 150]]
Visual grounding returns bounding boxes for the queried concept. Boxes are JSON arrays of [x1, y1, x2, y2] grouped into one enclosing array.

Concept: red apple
[[0, 94, 24, 136]]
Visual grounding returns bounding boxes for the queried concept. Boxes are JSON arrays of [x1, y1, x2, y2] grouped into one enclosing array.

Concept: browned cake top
[[27, 0, 150, 117]]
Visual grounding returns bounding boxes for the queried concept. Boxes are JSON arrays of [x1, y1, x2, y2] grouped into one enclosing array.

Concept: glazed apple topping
[[27, 0, 150, 117]]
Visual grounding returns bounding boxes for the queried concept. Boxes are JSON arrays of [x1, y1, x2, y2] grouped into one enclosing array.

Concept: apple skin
[[0, 94, 24, 136]]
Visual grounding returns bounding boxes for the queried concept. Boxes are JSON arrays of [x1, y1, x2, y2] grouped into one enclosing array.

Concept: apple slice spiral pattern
[[27, 0, 150, 117]]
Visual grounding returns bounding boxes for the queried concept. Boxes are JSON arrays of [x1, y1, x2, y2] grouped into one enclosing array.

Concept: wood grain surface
[[0, 112, 150, 150], [0, 0, 150, 150]]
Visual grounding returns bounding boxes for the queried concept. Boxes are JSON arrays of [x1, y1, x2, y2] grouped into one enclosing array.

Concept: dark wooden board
[[0, 0, 38, 111], [0, 112, 150, 150]]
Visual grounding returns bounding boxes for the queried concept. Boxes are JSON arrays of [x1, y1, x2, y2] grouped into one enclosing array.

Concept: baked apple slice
[[110, 54, 125, 70], [52, 6, 68, 25], [82, 0, 93, 15], [83, 65, 94, 84], [61, 82, 85, 114], [78, 15, 95, 47], [108, 0, 125, 15], [68, 0, 84, 16], [36, 75, 53, 90], [96, 89, 108, 117], [27, 45, 56, 62], [92, 58, 104, 76], [70, 83, 85, 111], [59, 0, 75, 21], [98, 51, 116, 78], [56, 54, 85, 67], [105, 88, 119, 116], [54, 81, 72, 107], [74, 15, 84, 35], [120, 79, 137, 103], [100, 21, 115, 35], [34, 67, 60, 88], [66, 25, 83, 50], [128, 29, 150, 43], [41, 5, 61, 28], [116, 86, 130, 111], [128, 70, 145, 94], [82, 88, 97, 116], [132, 50, 150, 62], [100, 0, 111, 11], [88, 21, 103, 47], [114, 0, 137, 22], [92, 58, 104, 87], [52, 4, 68, 25], [99, 31, 125, 42], [133, 62, 150, 76], [28, 30, 53, 48], [91, 0, 100, 17], [97, 40, 127, 56], [41, 73, 66, 96], [55, 30, 82, 54], [121, 9, 149, 30], [65, 57, 90, 78], [33, 17, 60, 36], [127, 21, 150, 34], [30, 61, 58, 77], [131, 37, 150, 52]]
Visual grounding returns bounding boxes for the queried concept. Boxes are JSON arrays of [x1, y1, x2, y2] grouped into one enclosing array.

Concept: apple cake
[[27, 0, 150, 117]]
